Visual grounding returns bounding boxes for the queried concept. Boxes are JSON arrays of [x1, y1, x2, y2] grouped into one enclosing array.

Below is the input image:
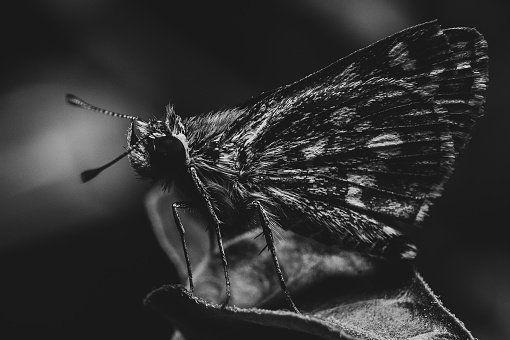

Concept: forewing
[[225, 21, 487, 256]]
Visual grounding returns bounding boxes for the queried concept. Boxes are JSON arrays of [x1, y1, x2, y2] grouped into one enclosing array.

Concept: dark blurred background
[[0, 1, 507, 339]]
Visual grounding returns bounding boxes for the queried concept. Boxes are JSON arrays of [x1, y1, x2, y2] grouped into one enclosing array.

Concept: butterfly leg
[[252, 201, 300, 313], [172, 201, 196, 293], [188, 166, 231, 307]]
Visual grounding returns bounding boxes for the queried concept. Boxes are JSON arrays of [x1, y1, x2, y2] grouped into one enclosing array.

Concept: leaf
[[144, 188, 475, 340]]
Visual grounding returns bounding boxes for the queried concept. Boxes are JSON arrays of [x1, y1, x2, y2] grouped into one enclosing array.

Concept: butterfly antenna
[[80, 132, 148, 182], [66, 94, 145, 182], [66, 94, 139, 121], [80, 150, 130, 182]]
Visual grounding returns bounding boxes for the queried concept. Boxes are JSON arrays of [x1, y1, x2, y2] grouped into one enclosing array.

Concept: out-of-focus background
[[1, 1, 507, 339]]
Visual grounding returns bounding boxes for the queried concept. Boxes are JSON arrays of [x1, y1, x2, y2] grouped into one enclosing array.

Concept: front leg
[[188, 166, 231, 306], [172, 201, 197, 293]]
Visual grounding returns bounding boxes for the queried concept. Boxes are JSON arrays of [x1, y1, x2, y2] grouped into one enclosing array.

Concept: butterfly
[[68, 20, 488, 312]]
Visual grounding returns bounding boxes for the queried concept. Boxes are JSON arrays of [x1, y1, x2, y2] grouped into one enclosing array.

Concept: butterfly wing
[[210, 21, 488, 258]]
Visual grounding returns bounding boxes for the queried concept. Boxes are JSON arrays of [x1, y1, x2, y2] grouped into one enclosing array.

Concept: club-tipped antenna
[[66, 94, 138, 121], [67, 94, 147, 182], [81, 150, 131, 183], [80, 134, 146, 183]]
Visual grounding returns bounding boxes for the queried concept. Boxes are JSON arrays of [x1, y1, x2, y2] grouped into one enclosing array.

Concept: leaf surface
[[145, 188, 474, 340]]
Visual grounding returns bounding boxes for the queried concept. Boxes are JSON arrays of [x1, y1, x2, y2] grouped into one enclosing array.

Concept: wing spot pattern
[[388, 42, 416, 71], [367, 132, 403, 149], [301, 139, 327, 160], [345, 173, 376, 209]]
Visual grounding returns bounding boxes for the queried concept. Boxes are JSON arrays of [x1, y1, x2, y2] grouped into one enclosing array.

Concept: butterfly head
[[67, 94, 189, 187], [128, 105, 189, 188]]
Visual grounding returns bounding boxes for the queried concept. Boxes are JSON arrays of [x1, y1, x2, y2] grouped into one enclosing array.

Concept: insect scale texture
[[68, 20, 488, 312]]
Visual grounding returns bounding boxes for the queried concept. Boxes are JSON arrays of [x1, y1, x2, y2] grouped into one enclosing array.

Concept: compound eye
[[154, 136, 184, 156], [149, 135, 187, 174]]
